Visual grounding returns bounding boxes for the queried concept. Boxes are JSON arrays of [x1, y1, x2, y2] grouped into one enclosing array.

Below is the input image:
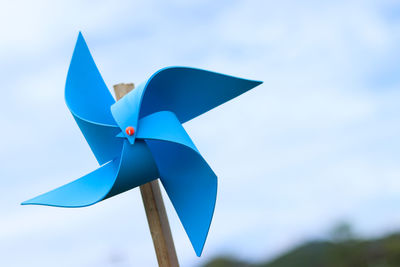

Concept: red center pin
[[125, 126, 135, 136]]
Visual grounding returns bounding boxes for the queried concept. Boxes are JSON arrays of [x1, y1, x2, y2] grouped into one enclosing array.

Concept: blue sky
[[1, 0, 400, 266]]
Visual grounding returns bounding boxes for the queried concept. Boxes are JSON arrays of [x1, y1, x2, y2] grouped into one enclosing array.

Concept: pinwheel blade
[[66, 32, 116, 126], [66, 32, 122, 164], [105, 140, 159, 198], [73, 116, 123, 165], [147, 139, 217, 256], [22, 159, 120, 208], [110, 67, 263, 146], [139, 66, 263, 123], [22, 140, 160, 208], [137, 111, 217, 256]]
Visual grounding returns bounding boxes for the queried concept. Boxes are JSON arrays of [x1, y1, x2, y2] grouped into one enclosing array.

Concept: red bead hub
[[125, 126, 135, 136]]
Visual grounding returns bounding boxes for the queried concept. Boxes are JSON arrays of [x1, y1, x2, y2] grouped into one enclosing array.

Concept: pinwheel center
[[125, 126, 135, 136]]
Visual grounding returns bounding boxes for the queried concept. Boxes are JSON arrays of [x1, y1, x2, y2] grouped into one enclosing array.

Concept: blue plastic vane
[[22, 33, 262, 256]]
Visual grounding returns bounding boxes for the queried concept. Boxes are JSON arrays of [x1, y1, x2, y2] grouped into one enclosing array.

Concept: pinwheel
[[22, 33, 262, 256]]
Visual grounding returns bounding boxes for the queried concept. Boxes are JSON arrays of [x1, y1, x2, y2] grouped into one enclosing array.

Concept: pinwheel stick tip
[[113, 83, 134, 101]]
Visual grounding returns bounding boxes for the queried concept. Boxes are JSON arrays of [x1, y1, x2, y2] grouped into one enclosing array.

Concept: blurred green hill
[[203, 224, 400, 267]]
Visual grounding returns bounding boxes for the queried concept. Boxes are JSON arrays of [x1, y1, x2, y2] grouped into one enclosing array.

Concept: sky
[[1, 0, 400, 266]]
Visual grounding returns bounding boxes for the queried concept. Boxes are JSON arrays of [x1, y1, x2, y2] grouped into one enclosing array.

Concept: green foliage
[[329, 222, 354, 242], [202, 232, 400, 267], [203, 256, 252, 267]]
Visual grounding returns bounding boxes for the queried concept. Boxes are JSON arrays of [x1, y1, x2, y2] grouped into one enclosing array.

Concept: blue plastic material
[[65, 32, 122, 164], [22, 32, 262, 256]]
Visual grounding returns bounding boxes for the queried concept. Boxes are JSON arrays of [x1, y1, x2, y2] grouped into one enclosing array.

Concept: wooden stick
[[113, 83, 179, 267]]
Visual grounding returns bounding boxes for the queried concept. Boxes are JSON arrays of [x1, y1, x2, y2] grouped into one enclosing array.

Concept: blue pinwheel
[[22, 33, 262, 256]]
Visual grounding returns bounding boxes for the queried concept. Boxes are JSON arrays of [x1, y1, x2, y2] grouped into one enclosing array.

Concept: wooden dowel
[[113, 83, 179, 267]]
